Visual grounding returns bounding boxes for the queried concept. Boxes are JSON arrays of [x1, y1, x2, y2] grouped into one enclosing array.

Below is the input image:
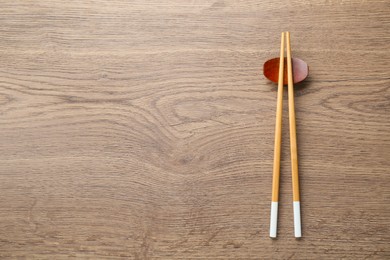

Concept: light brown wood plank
[[0, 0, 389, 259]]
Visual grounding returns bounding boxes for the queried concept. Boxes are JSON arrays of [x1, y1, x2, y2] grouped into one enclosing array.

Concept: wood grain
[[1, 0, 389, 259]]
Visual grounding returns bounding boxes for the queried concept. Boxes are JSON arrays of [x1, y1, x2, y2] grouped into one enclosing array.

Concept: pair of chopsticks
[[270, 32, 301, 238]]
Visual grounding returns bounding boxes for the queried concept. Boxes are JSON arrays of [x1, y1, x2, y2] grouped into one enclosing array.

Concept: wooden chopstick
[[270, 32, 285, 238], [286, 31, 302, 238]]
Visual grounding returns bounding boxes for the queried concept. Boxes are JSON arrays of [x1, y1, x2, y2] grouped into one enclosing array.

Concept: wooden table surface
[[1, 1, 389, 259]]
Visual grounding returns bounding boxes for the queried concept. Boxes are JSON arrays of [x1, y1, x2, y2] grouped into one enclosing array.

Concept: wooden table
[[1, 1, 389, 259]]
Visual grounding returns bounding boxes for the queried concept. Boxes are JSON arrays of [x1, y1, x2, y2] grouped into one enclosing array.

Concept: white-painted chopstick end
[[293, 201, 302, 238], [270, 202, 278, 238]]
